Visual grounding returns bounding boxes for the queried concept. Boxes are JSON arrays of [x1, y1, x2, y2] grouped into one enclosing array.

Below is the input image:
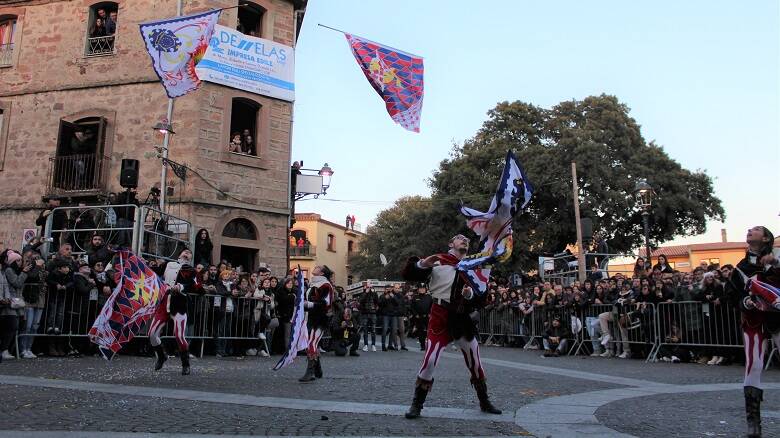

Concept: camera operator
[[331, 308, 360, 357]]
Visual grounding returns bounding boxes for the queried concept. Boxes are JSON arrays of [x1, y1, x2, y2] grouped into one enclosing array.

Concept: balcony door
[[53, 117, 107, 192]]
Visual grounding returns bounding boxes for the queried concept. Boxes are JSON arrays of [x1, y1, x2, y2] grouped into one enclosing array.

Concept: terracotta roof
[[639, 245, 690, 258]]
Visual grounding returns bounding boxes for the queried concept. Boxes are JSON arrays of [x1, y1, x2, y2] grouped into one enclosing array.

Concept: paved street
[[0, 345, 778, 437]]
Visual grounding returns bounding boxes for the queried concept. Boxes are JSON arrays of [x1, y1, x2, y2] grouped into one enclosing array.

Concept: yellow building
[[609, 237, 780, 274], [289, 213, 364, 288]]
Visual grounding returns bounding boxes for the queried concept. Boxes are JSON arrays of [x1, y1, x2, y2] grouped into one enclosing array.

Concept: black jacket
[[275, 286, 296, 322], [378, 292, 399, 316], [410, 294, 433, 316]]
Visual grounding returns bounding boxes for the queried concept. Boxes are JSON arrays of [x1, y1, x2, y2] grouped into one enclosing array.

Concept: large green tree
[[351, 95, 725, 278]]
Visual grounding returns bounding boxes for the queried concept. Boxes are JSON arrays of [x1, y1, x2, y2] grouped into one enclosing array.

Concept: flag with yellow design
[[345, 33, 424, 132], [89, 250, 166, 360]]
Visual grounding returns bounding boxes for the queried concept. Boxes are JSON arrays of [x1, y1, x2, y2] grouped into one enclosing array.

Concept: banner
[[88, 251, 166, 360], [345, 33, 424, 132], [196, 25, 295, 102], [458, 150, 534, 295], [139, 10, 221, 98], [273, 268, 309, 370]]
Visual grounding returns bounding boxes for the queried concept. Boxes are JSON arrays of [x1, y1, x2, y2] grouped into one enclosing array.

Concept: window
[[222, 218, 257, 240], [51, 116, 108, 192], [0, 16, 17, 67], [347, 240, 354, 254], [700, 258, 720, 267], [237, 1, 265, 37], [0, 103, 9, 170], [228, 98, 260, 156], [327, 234, 335, 252], [85, 2, 118, 57]]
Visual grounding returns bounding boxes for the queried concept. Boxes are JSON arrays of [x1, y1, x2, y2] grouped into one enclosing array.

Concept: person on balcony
[[90, 18, 107, 38]]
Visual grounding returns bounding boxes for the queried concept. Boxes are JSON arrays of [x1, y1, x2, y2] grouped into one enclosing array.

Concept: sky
[[291, 0, 779, 248]]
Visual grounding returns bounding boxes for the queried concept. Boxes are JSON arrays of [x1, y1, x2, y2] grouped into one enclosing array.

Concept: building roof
[[295, 213, 365, 236], [639, 240, 780, 258]]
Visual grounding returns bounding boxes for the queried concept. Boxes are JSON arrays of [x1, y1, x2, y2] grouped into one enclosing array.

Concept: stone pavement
[[0, 345, 777, 437]]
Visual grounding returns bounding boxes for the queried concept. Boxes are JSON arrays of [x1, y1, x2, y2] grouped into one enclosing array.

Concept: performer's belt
[[433, 298, 450, 306]]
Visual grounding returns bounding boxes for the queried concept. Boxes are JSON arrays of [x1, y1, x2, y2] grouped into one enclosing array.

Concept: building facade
[[0, 0, 306, 275], [290, 213, 363, 288]]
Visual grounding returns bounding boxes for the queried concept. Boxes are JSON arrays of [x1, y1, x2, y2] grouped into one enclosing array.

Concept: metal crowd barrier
[[15, 286, 276, 358], [476, 300, 767, 366], [540, 252, 637, 286]]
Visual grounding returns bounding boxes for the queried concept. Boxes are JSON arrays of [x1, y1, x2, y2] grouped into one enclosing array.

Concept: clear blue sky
[[292, 0, 779, 247]]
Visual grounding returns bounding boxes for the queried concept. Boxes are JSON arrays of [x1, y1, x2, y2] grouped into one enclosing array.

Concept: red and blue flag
[[88, 250, 167, 360], [345, 34, 424, 132]]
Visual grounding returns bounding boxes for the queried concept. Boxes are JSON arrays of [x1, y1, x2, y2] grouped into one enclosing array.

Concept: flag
[[88, 251, 166, 360], [345, 34, 424, 132], [747, 276, 780, 312], [140, 9, 221, 98], [273, 268, 309, 370], [458, 151, 534, 295]]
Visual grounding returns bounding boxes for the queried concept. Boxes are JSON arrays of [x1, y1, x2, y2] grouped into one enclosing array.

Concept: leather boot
[[405, 378, 433, 419], [298, 359, 316, 383], [745, 386, 762, 438], [471, 377, 502, 414], [153, 345, 167, 371], [314, 358, 323, 378], [180, 350, 191, 376]]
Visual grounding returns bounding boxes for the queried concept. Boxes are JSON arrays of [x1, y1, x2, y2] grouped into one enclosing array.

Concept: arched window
[[237, 1, 265, 37], [290, 229, 307, 243], [86, 2, 118, 57], [0, 15, 17, 67], [222, 218, 257, 240], [229, 97, 260, 156]]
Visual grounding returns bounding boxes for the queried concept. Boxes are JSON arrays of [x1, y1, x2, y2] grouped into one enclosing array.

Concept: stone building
[[0, 0, 306, 275], [289, 213, 363, 288]]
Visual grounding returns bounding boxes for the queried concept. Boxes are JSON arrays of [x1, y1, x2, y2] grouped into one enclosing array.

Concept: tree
[[351, 95, 724, 278]]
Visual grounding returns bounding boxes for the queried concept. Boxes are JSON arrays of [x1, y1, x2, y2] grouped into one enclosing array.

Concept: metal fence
[[476, 301, 777, 369], [16, 286, 279, 358], [540, 252, 638, 285]]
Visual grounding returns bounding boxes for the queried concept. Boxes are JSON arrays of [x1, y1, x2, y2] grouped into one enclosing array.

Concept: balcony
[[290, 244, 316, 259], [0, 43, 13, 67], [47, 153, 110, 195], [86, 36, 115, 57]]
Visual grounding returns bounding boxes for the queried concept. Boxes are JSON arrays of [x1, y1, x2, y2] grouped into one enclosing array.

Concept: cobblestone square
[[0, 346, 778, 437]]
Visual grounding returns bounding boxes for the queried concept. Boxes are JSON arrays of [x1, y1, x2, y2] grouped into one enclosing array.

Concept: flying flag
[[747, 276, 780, 312], [458, 151, 534, 295], [88, 250, 166, 360], [345, 34, 424, 132], [140, 9, 221, 98], [273, 267, 309, 370]]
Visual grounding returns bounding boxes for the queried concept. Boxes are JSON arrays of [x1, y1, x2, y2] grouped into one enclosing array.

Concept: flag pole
[[317, 23, 349, 35]]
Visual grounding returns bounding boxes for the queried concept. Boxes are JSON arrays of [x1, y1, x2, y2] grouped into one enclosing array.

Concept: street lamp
[[634, 178, 655, 266], [318, 163, 333, 194]]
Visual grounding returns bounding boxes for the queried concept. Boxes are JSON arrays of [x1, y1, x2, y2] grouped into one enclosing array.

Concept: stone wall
[[0, 0, 297, 275]]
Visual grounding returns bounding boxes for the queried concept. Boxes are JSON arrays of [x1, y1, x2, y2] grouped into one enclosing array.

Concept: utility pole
[[572, 162, 586, 282], [158, 0, 182, 212]]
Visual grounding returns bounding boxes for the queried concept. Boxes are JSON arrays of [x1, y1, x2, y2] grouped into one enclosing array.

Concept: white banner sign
[[196, 25, 295, 102]]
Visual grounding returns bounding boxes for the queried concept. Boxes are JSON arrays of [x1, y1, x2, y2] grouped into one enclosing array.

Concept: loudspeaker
[[119, 159, 139, 189], [581, 217, 593, 244]]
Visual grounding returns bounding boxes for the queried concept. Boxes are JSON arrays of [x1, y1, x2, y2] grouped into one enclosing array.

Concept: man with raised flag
[[344, 33, 424, 132], [401, 150, 532, 419]]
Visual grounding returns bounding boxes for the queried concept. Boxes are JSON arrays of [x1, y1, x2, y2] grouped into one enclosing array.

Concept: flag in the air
[[273, 268, 309, 370], [139, 9, 221, 98], [345, 34, 424, 132], [458, 151, 534, 295], [88, 251, 166, 360]]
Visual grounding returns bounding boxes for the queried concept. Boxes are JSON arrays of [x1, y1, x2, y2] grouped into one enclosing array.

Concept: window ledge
[[219, 151, 269, 169]]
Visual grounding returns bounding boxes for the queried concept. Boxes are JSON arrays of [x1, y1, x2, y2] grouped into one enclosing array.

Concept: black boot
[[405, 378, 432, 419], [314, 358, 323, 378], [472, 377, 502, 414], [153, 345, 167, 371], [180, 350, 191, 376], [745, 386, 762, 438], [299, 359, 316, 383]]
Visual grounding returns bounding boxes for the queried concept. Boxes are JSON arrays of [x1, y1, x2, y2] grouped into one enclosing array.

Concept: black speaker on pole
[[581, 217, 593, 244], [119, 159, 139, 189]]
